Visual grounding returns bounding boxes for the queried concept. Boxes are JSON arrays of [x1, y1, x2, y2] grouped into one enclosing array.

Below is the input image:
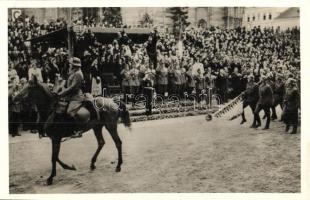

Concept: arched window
[[247, 16, 250, 22], [252, 15, 255, 21], [269, 13, 272, 20], [263, 14, 266, 20]]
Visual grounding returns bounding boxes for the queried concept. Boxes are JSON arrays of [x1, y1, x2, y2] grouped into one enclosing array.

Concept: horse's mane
[[30, 75, 53, 98], [36, 81, 53, 98]]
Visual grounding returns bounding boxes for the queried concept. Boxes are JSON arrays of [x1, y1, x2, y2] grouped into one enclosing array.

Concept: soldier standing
[[282, 78, 299, 134], [271, 74, 285, 120], [240, 75, 259, 127], [253, 76, 274, 130]]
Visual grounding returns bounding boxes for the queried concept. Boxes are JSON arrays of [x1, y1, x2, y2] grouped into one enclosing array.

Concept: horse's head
[[14, 75, 54, 109]]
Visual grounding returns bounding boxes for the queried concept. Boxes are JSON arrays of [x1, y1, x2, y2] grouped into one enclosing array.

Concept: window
[[247, 16, 250, 22], [252, 16, 255, 21], [263, 14, 266, 20], [269, 13, 272, 20]]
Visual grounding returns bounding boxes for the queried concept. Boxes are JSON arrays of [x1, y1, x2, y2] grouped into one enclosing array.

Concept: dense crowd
[[8, 14, 300, 136]]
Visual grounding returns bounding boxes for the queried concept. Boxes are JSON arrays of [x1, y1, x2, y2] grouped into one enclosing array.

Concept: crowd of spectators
[[8, 14, 300, 136]]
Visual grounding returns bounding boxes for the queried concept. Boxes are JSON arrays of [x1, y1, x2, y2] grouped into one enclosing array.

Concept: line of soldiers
[[240, 74, 300, 134]]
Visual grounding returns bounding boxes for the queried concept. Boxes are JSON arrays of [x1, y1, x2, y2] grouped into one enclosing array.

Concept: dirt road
[[9, 110, 300, 193]]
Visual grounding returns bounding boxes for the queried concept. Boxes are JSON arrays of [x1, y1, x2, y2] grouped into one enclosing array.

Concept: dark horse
[[13, 77, 131, 185]]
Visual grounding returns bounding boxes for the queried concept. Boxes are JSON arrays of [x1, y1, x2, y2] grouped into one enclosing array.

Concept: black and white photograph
[[7, 6, 301, 194]]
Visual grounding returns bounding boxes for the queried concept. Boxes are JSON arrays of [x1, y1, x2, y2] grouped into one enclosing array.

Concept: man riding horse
[[56, 57, 90, 138], [13, 56, 131, 185]]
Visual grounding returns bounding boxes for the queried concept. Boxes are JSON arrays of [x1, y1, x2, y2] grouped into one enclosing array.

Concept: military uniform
[[121, 68, 131, 101], [57, 57, 89, 138], [254, 82, 274, 129], [195, 74, 205, 102], [156, 66, 168, 95], [186, 70, 196, 95], [59, 69, 84, 117], [272, 80, 285, 119], [172, 69, 182, 95], [241, 81, 259, 126], [282, 86, 299, 134]]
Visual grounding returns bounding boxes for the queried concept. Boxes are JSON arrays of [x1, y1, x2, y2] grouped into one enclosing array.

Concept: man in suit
[[253, 75, 274, 130]]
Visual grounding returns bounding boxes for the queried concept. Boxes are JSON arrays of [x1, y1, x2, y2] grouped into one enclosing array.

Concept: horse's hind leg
[[250, 104, 256, 128], [271, 105, 278, 120], [240, 103, 248, 124], [106, 124, 123, 172], [57, 158, 76, 170], [90, 125, 105, 170], [47, 137, 61, 185]]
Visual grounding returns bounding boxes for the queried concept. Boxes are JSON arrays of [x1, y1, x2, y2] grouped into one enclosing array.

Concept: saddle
[[55, 94, 100, 122]]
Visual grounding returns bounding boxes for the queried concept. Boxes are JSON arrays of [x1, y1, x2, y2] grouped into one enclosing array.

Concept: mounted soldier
[[57, 57, 89, 138]]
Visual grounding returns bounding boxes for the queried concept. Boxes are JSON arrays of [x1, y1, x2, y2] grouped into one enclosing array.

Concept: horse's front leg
[[90, 126, 105, 170], [47, 138, 61, 185], [107, 125, 123, 172]]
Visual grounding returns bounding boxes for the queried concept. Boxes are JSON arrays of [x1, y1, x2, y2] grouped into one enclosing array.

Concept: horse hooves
[[46, 178, 53, 186], [71, 165, 77, 170], [90, 165, 96, 171], [115, 167, 121, 172]]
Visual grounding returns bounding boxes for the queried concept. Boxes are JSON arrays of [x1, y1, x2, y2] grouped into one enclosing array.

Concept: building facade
[[242, 7, 300, 30], [121, 7, 245, 30], [9, 7, 244, 30]]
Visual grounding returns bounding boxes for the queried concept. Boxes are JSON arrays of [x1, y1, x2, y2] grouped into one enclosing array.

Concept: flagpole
[[67, 8, 73, 57]]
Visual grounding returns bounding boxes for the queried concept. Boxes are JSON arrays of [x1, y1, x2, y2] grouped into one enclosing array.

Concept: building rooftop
[[276, 7, 299, 19]]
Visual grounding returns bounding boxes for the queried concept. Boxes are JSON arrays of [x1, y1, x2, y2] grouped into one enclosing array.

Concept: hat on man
[[69, 57, 82, 67]]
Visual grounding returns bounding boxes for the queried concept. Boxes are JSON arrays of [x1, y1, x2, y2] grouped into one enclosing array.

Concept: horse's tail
[[119, 101, 131, 129]]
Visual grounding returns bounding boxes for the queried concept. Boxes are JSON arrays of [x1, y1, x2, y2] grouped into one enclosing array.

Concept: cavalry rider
[[253, 75, 274, 130], [58, 57, 89, 138], [282, 78, 300, 134], [240, 74, 259, 127]]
